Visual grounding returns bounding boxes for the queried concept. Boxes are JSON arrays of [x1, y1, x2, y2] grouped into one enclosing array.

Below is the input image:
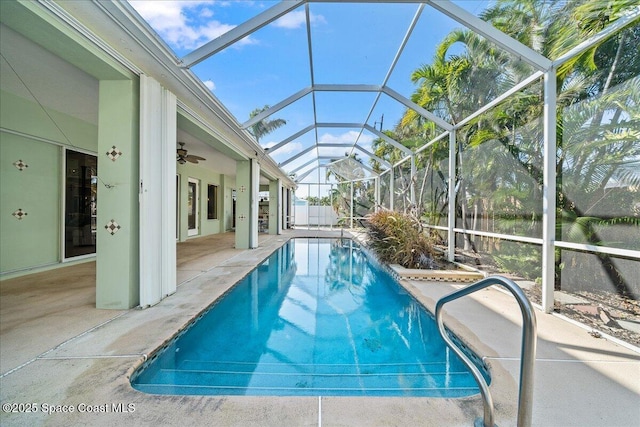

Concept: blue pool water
[[131, 238, 484, 397]]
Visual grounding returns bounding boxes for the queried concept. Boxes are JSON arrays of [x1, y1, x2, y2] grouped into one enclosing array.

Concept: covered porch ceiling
[[125, 0, 637, 185]]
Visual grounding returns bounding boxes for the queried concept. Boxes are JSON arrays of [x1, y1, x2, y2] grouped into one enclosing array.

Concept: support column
[[330, 184, 334, 228], [375, 177, 380, 212], [235, 159, 259, 249], [542, 69, 557, 313], [390, 168, 394, 211], [350, 181, 354, 229], [96, 80, 139, 309], [269, 179, 281, 235], [410, 155, 416, 207], [447, 130, 457, 262], [281, 186, 287, 229], [250, 159, 260, 247], [219, 175, 229, 232], [139, 75, 177, 308], [283, 187, 290, 229]]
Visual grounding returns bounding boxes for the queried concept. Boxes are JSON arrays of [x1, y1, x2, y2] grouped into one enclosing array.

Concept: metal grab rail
[[435, 275, 537, 427]]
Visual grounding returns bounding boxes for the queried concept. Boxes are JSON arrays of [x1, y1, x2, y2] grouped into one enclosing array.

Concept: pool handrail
[[435, 275, 537, 427]]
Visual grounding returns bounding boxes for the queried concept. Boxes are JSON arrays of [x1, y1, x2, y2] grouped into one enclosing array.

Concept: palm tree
[[481, 0, 555, 53], [248, 105, 287, 143], [396, 0, 639, 290], [405, 29, 515, 249]]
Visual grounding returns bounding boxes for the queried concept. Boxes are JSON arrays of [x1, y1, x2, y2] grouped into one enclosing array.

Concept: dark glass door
[[187, 180, 198, 235], [65, 150, 97, 258]]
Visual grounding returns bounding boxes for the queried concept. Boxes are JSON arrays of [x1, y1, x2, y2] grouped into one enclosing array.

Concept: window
[[207, 184, 218, 220]]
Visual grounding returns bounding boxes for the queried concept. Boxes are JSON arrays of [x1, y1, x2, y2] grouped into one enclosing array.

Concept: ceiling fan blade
[[188, 155, 206, 161], [185, 156, 200, 164]]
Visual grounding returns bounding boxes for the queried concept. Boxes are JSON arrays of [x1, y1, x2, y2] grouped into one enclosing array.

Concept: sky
[[128, 1, 492, 185]]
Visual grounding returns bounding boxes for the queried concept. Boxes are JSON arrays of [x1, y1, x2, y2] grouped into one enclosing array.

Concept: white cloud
[[265, 141, 302, 155], [273, 10, 326, 29], [199, 7, 214, 18], [203, 79, 216, 90], [129, 1, 255, 50], [318, 130, 373, 145]]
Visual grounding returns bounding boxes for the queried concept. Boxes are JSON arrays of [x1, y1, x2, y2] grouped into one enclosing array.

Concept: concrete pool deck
[[1, 230, 638, 427]]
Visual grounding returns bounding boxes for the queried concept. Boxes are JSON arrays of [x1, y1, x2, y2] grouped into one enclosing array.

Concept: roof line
[[267, 124, 315, 153], [279, 145, 316, 167], [180, 0, 306, 68], [308, 0, 552, 70], [426, 0, 551, 70], [317, 143, 392, 168], [362, 124, 412, 155], [382, 86, 452, 131], [349, 3, 425, 158], [241, 87, 312, 129], [289, 157, 318, 174]]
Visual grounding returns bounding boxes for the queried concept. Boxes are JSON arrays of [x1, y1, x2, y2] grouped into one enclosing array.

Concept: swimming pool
[[131, 238, 485, 397]]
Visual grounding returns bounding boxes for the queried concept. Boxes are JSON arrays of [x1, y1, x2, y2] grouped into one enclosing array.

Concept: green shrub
[[365, 210, 440, 269]]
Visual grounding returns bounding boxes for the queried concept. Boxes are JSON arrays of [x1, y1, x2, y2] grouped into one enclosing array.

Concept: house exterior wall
[[176, 164, 231, 240], [96, 79, 139, 309], [0, 1, 294, 306], [0, 50, 98, 274], [0, 132, 62, 272]]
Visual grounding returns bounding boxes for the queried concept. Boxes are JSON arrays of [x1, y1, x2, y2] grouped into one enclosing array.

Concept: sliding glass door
[[187, 177, 199, 236], [64, 149, 97, 259]]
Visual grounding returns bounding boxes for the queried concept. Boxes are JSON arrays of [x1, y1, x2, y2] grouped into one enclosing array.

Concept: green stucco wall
[[95, 79, 139, 309], [0, 134, 61, 272], [0, 90, 98, 274], [177, 162, 235, 240]]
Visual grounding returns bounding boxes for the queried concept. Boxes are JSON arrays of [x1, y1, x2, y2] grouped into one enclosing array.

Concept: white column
[[160, 89, 177, 298], [269, 179, 281, 235], [282, 186, 288, 229], [236, 160, 251, 249], [139, 75, 177, 307], [542, 69, 557, 313], [410, 155, 416, 206], [448, 130, 456, 262], [350, 181, 354, 229], [330, 184, 334, 228], [250, 158, 260, 248], [390, 168, 395, 211], [375, 177, 380, 212]]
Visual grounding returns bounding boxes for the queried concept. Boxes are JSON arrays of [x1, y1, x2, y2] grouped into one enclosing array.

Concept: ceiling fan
[[176, 142, 206, 164]]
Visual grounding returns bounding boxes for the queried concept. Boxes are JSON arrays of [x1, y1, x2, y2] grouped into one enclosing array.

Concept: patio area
[[1, 230, 638, 427]]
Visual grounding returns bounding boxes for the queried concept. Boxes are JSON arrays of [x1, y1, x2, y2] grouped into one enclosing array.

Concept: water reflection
[[132, 238, 479, 396]]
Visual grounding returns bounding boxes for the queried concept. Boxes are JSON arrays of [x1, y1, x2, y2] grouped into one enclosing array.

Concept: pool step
[[179, 359, 462, 375], [133, 360, 477, 397]]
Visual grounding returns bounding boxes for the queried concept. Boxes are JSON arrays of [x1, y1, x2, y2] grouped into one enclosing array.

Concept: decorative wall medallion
[[105, 219, 121, 235], [106, 146, 123, 162], [12, 209, 27, 220], [13, 160, 28, 171]]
